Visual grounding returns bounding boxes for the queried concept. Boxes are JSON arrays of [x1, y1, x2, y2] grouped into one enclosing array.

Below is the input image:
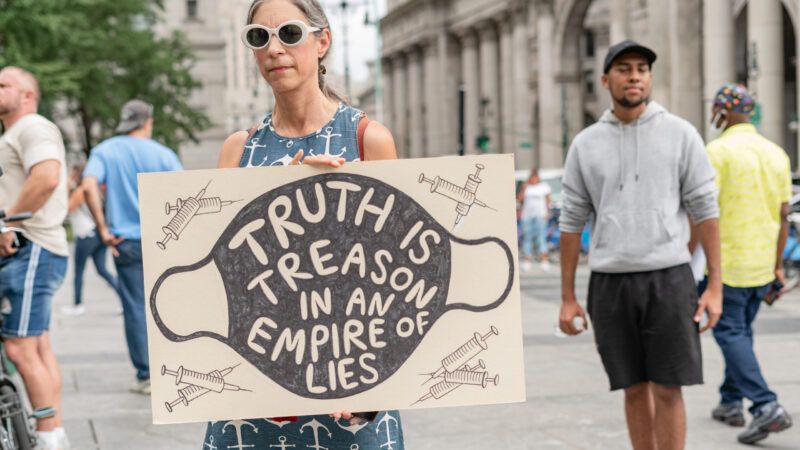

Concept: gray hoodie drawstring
[[618, 122, 624, 190], [635, 118, 640, 182]]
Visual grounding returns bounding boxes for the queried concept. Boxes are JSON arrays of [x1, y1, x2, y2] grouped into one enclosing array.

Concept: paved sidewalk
[[51, 258, 800, 449]]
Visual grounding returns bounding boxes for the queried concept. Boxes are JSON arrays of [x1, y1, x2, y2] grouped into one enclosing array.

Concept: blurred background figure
[[61, 163, 118, 316], [518, 168, 552, 272]]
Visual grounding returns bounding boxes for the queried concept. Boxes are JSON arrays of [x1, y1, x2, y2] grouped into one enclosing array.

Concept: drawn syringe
[[162, 364, 250, 412], [157, 181, 238, 250], [418, 164, 492, 227], [423, 325, 499, 383], [412, 360, 487, 405]]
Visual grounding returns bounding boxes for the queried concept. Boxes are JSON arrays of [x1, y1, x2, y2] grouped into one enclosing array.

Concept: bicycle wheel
[[0, 386, 33, 450]]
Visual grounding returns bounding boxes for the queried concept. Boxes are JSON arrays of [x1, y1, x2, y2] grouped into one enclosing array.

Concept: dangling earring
[[319, 64, 327, 75]]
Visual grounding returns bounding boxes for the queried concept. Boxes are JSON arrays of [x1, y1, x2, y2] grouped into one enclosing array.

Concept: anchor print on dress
[[269, 152, 303, 167], [377, 412, 399, 450], [243, 138, 268, 168], [299, 418, 332, 450], [269, 435, 295, 449], [309, 127, 346, 158], [335, 417, 370, 435], [222, 419, 258, 450], [204, 435, 217, 450]]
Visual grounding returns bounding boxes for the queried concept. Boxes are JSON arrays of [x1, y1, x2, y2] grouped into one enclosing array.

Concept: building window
[[187, 0, 198, 19], [584, 69, 594, 94], [584, 30, 595, 58]]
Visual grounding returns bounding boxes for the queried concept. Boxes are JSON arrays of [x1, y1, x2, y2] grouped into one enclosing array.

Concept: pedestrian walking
[[203, 0, 405, 448], [558, 40, 722, 450], [0, 66, 71, 450], [517, 169, 552, 272], [703, 83, 793, 444], [82, 99, 183, 395], [61, 163, 118, 316]]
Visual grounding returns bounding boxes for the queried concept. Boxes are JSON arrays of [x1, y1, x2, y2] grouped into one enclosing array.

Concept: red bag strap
[[245, 126, 258, 141], [357, 115, 370, 161]]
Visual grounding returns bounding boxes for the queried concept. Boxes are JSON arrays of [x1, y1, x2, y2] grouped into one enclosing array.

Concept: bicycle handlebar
[[0, 211, 32, 222]]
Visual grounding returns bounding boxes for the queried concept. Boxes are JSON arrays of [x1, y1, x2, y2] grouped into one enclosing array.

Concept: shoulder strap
[[245, 126, 258, 141], [357, 115, 370, 161]]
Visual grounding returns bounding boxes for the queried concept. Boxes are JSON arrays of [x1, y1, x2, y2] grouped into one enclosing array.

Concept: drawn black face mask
[[150, 173, 513, 399]]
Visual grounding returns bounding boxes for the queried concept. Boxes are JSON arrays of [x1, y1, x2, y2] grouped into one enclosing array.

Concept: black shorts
[[587, 263, 703, 391]]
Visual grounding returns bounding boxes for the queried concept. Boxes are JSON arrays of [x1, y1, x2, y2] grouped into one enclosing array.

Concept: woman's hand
[[329, 411, 353, 421], [290, 150, 345, 168]]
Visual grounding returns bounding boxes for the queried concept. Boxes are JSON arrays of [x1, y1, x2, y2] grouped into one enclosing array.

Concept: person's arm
[[0, 160, 62, 256], [559, 231, 587, 334], [558, 142, 591, 335], [68, 185, 86, 213], [516, 182, 528, 204], [694, 218, 722, 332], [775, 202, 790, 286], [361, 121, 397, 161], [546, 192, 552, 217], [4, 160, 61, 219], [218, 131, 249, 169], [776, 159, 792, 288], [82, 176, 123, 256]]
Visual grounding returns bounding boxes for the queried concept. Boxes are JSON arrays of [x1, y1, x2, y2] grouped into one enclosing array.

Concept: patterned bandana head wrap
[[713, 83, 755, 114]]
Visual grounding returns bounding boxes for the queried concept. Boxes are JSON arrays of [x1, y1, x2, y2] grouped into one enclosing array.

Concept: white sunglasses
[[241, 20, 321, 50]]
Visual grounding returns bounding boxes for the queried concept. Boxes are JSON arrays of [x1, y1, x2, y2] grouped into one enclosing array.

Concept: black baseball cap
[[603, 40, 657, 73]]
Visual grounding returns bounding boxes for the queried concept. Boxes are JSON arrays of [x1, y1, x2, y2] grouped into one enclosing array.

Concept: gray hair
[[247, 0, 347, 103]]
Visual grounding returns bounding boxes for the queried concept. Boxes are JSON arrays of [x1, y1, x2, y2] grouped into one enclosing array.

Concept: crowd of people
[[0, 0, 795, 448]]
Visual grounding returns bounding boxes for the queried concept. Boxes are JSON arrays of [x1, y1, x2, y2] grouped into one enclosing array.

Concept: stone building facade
[[158, 0, 276, 169], [380, 0, 800, 170]]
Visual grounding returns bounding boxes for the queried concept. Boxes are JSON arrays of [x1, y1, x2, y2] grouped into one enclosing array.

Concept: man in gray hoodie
[[558, 40, 723, 450]]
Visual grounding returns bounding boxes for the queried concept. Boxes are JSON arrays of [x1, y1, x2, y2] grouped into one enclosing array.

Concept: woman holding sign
[[207, 0, 404, 448]]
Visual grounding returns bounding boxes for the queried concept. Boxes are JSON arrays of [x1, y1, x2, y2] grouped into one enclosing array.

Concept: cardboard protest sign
[[140, 154, 525, 424]]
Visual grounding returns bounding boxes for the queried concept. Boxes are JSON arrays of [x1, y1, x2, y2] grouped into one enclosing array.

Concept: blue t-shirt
[[83, 136, 182, 239]]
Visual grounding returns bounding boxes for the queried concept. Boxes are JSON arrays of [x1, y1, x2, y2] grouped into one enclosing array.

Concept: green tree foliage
[[0, 0, 211, 155]]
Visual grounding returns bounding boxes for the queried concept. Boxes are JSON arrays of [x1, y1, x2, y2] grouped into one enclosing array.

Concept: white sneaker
[[130, 379, 151, 395], [521, 260, 534, 272], [60, 305, 85, 316], [540, 260, 552, 272], [55, 427, 70, 450], [35, 430, 60, 450]]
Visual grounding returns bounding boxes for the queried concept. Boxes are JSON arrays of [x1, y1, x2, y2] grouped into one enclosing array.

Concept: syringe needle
[[222, 383, 250, 392], [411, 393, 432, 406]]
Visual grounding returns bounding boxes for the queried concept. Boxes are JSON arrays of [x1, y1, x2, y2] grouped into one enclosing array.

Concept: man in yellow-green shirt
[[703, 83, 793, 444]]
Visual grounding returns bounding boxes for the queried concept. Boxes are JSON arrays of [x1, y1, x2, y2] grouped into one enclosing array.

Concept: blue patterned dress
[[203, 103, 405, 450]]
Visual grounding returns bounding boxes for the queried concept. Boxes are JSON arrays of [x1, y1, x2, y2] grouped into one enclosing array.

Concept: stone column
[[647, 0, 671, 109], [460, 30, 480, 155], [382, 57, 395, 137], [441, 31, 461, 156], [393, 53, 409, 158], [407, 47, 424, 158], [702, 0, 735, 140], [512, 6, 534, 171], [499, 13, 514, 157], [749, 0, 785, 147], [609, 0, 629, 44], [537, 2, 560, 168], [478, 22, 501, 153], [423, 39, 442, 156]]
